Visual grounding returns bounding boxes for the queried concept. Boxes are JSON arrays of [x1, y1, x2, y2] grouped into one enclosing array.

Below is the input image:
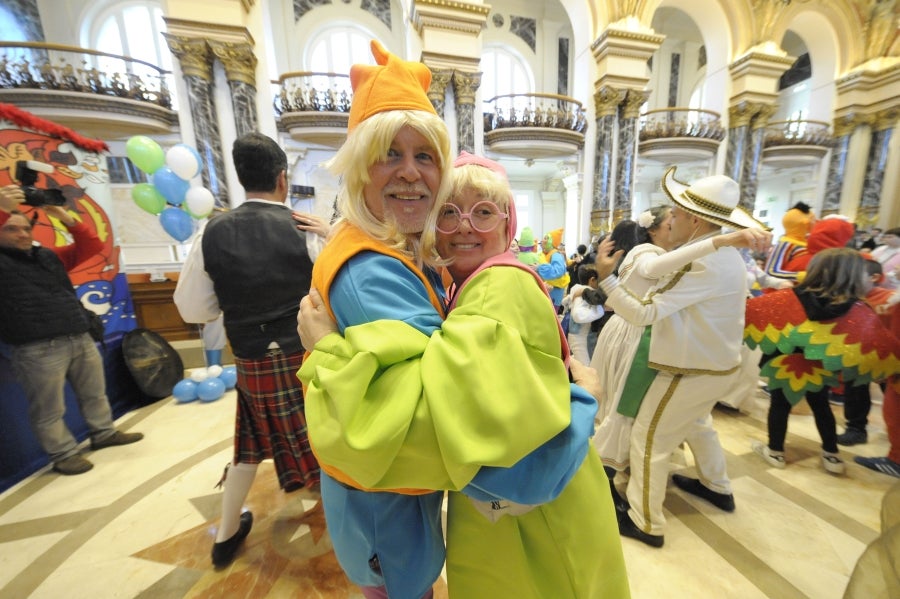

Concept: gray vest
[[202, 201, 313, 358]]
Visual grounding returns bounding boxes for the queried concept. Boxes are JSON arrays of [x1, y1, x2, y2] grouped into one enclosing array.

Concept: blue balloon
[[197, 377, 226, 402], [152, 166, 190, 205], [159, 207, 194, 242], [173, 378, 199, 403], [220, 366, 237, 389]]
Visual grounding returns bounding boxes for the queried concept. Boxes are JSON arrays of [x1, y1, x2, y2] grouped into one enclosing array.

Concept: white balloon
[[165, 144, 202, 180], [190, 368, 209, 382], [207, 365, 223, 378], [185, 186, 215, 219]]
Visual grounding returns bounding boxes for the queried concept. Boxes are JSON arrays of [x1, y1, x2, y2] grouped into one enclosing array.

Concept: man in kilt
[[174, 132, 321, 568]]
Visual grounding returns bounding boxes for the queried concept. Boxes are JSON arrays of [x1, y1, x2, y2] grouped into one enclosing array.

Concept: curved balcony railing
[[638, 108, 726, 141], [274, 72, 352, 115], [0, 42, 172, 108], [764, 120, 831, 147], [483, 93, 587, 133]]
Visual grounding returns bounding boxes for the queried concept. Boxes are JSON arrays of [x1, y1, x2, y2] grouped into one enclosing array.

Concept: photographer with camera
[[0, 185, 142, 476]]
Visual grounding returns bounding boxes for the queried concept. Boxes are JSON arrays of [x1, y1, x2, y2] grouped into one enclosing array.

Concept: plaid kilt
[[233, 349, 320, 490]]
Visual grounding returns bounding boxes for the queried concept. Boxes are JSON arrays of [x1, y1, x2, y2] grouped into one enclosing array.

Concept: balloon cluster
[[126, 136, 216, 242], [172, 365, 237, 403]]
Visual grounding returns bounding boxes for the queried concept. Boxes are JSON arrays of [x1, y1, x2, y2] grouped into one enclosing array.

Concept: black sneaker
[[837, 428, 867, 446], [855, 456, 900, 478], [212, 511, 253, 568], [617, 512, 664, 548], [672, 474, 735, 512]]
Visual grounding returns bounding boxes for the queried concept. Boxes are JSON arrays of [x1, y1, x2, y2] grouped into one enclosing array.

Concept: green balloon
[[126, 135, 165, 174], [131, 183, 167, 215]]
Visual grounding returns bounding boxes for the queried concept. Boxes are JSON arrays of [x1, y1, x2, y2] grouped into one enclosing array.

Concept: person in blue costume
[[298, 149, 629, 598], [296, 42, 617, 598]]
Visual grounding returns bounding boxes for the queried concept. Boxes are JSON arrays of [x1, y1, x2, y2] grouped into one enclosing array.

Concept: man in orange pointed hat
[[295, 40, 452, 599]]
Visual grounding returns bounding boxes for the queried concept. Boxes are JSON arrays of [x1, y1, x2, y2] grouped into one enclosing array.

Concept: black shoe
[[837, 428, 867, 446], [672, 474, 735, 512], [53, 454, 94, 475], [610, 486, 629, 514], [617, 512, 664, 548], [212, 511, 253, 568], [91, 430, 144, 450]]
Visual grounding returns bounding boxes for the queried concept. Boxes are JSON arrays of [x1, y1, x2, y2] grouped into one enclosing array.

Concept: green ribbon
[[617, 327, 657, 418]]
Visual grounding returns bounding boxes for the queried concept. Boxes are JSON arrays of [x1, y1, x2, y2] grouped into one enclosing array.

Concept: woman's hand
[[292, 211, 330, 239], [569, 358, 601, 399], [297, 288, 338, 349]]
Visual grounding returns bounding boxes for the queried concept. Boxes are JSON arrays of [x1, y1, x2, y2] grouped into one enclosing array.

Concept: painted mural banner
[[0, 102, 137, 338]]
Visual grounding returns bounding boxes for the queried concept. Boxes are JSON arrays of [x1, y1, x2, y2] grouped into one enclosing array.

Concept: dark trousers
[[843, 384, 871, 432], [768, 387, 838, 454]]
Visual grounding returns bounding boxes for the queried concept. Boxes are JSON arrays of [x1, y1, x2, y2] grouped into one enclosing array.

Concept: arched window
[[480, 46, 534, 113], [80, 1, 173, 107], [82, 2, 171, 70], [306, 26, 377, 74]]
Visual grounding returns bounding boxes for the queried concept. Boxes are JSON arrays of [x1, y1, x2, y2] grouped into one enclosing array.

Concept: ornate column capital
[[163, 34, 213, 81], [209, 40, 258, 87], [593, 85, 626, 117], [832, 113, 866, 137], [872, 106, 900, 131], [728, 101, 766, 128], [750, 103, 778, 130], [427, 68, 454, 105], [452, 70, 482, 105], [622, 89, 650, 119]]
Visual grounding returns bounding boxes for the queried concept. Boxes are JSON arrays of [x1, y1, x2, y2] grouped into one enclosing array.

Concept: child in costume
[[298, 152, 630, 598], [746, 248, 900, 474], [836, 256, 896, 446], [562, 264, 604, 364], [536, 227, 570, 308], [516, 226, 540, 266], [763, 201, 814, 281]]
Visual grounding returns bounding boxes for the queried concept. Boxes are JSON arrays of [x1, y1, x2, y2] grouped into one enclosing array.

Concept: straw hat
[[661, 167, 767, 230]]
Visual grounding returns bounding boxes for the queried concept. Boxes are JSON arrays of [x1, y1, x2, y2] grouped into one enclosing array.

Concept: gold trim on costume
[[648, 362, 741, 376], [642, 374, 683, 532], [636, 264, 691, 304], [683, 189, 732, 217]]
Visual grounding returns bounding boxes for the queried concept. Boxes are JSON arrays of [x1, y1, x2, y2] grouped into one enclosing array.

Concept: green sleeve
[[297, 267, 571, 491]]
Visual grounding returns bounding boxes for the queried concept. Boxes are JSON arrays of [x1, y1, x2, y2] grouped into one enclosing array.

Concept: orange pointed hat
[[348, 40, 437, 132]]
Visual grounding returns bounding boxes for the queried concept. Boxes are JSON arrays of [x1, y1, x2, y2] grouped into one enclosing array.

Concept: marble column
[[724, 101, 760, 184], [591, 85, 625, 232], [858, 108, 900, 227], [614, 89, 649, 222], [163, 34, 229, 207], [822, 115, 860, 215], [452, 70, 482, 154], [740, 104, 776, 213], [427, 68, 453, 120], [209, 40, 259, 138]]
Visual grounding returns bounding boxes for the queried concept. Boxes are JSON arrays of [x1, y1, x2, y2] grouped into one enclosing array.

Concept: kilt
[[233, 349, 319, 490]]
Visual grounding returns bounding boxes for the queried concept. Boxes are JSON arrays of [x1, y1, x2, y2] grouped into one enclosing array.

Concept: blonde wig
[[326, 110, 452, 268]]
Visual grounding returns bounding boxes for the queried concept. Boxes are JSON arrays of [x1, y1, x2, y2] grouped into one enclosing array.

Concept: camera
[[15, 161, 67, 207]]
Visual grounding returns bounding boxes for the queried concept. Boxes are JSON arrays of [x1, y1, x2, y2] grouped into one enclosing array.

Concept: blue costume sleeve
[[461, 383, 597, 503], [536, 251, 567, 281], [330, 252, 444, 334]]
